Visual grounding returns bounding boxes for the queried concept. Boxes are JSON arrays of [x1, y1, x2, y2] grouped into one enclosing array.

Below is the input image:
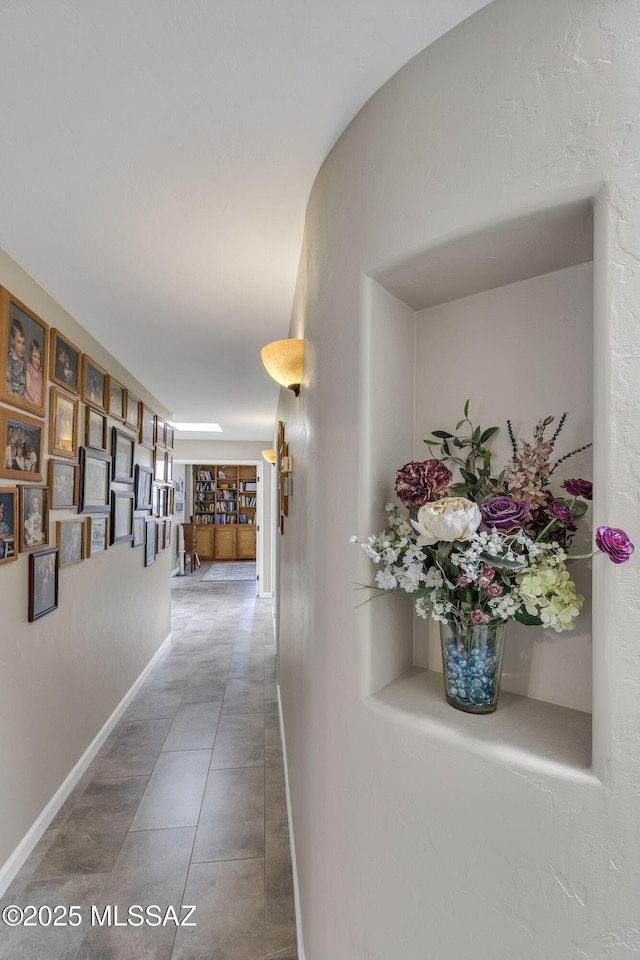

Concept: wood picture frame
[[81, 355, 107, 411], [134, 464, 153, 510], [57, 519, 85, 567], [165, 517, 172, 548], [48, 459, 79, 510], [155, 518, 165, 553], [0, 487, 18, 564], [0, 409, 43, 481], [48, 385, 79, 459], [107, 376, 125, 421], [165, 453, 173, 484], [125, 391, 140, 431], [155, 416, 166, 449], [49, 329, 81, 395], [79, 446, 111, 514], [165, 425, 174, 450], [111, 426, 135, 484], [0, 286, 48, 418], [86, 515, 109, 557], [85, 406, 107, 451], [110, 490, 134, 545], [28, 547, 58, 621], [20, 484, 49, 552], [132, 515, 145, 547], [140, 404, 155, 450], [145, 518, 156, 566]]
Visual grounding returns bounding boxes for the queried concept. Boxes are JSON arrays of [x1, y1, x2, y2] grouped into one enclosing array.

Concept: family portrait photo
[[0, 287, 48, 418], [1, 411, 43, 482], [50, 329, 80, 395], [0, 488, 17, 564], [28, 548, 58, 622]]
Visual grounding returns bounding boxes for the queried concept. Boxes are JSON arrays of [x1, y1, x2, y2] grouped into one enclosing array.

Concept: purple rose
[[481, 497, 530, 531], [563, 479, 593, 500], [547, 501, 573, 523], [395, 459, 452, 507], [595, 526, 634, 564]]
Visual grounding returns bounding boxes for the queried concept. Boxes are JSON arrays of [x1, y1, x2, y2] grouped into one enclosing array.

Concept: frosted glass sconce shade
[[260, 339, 304, 396], [262, 449, 276, 464]]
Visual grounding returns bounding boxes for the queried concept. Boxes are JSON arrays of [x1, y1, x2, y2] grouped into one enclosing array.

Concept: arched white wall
[[277, 1, 640, 957]]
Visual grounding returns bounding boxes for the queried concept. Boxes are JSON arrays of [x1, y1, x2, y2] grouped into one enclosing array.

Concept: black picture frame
[[28, 548, 59, 621]]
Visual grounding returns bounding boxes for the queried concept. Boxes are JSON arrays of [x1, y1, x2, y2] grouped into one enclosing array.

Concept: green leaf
[[456, 420, 466, 430], [514, 609, 544, 627], [452, 438, 462, 448], [464, 399, 470, 418], [423, 438, 440, 445], [478, 551, 526, 570], [472, 425, 481, 444], [442, 442, 451, 457], [571, 500, 588, 518], [460, 469, 477, 484], [432, 431, 454, 439], [480, 426, 499, 444]]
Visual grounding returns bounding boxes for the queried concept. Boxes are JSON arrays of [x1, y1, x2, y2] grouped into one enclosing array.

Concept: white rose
[[411, 497, 482, 545]]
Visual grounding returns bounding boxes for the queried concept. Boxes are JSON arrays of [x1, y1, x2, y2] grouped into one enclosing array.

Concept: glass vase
[[439, 618, 507, 714]]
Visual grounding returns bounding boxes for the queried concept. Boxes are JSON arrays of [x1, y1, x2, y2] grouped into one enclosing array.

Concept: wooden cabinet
[[193, 464, 257, 560]]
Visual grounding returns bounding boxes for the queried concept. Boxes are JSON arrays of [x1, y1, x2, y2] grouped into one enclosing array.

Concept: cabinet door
[[214, 526, 236, 560], [236, 526, 256, 560], [196, 526, 215, 560]]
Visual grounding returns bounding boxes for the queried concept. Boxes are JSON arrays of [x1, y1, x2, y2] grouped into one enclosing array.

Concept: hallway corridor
[[0, 569, 297, 960]]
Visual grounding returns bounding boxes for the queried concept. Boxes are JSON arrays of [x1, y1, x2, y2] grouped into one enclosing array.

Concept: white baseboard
[[259, 590, 273, 599], [277, 684, 305, 960], [0, 632, 173, 898]]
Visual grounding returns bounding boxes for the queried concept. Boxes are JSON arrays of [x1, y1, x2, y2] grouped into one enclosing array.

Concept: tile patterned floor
[[0, 568, 297, 960]]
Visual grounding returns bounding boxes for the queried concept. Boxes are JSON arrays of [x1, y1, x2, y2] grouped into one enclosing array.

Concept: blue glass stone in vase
[[439, 619, 507, 714]]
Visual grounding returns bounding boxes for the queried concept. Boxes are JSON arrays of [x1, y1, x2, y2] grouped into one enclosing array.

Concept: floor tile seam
[[188, 853, 266, 868]]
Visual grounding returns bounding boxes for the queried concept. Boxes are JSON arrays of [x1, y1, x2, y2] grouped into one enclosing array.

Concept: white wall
[[278, 1, 640, 957], [0, 246, 173, 884]]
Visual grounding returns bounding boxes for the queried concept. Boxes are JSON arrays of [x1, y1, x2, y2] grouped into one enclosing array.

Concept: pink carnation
[[470, 610, 490, 624], [487, 583, 503, 596], [394, 459, 452, 507]]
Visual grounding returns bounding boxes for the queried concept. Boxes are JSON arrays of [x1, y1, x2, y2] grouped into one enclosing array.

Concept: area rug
[[200, 562, 256, 582]]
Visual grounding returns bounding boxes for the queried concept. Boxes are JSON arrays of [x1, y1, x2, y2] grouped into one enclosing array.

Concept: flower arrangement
[[352, 405, 633, 712], [354, 404, 633, 632]]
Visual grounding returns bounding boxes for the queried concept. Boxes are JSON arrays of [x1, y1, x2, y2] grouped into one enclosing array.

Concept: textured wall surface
[[277, 1, 640, 957]]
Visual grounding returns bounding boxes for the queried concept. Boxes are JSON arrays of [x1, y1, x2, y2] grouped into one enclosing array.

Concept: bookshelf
[[193, 464, 257, 560]]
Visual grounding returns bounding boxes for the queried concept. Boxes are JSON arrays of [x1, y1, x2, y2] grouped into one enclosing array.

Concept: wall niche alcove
[[361, 197, 597, 777]]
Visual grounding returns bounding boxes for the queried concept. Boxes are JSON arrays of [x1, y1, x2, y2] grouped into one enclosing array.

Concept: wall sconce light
[[262, 449, 276, 465], [260, 339, 304, 396]]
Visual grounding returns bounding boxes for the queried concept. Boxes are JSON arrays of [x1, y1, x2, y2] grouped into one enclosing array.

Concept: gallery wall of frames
[[0, 285, 176, 621]]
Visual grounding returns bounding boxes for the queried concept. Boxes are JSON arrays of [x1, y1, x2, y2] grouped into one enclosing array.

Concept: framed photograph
[[132, 515, 145, 547], [48, 459, 79, 509], [87, 515, 109, 557], [165, 453, 173, 483], [111, 427, 135, 484], [140, 405, 155, 450], [125, 391, 140, 431], [85, 406, 107, 450], [28, 548, 58, 622], [175, 498, 184, 516], [49, 329, 80, 395], [79, 446, 112, 514], [155, 416, 166, 448], [156, 519, 165, 553], [107, 376, 125, 421], [110, 490, 134, 545], [57, 519, 85, 567], [154, 447, 166, 483], [134, 464, 153, 510], [165, 425, 174, 450], [48, 385, 79, 459], [0, 487, 18, 564], [145, 518, 156, 566], [165, 518, 172, 548], [0, 409, 43, 481], [167, 485, 175, 516], [156, 485, 168, 518], [81, 355, 107, 411], [20, 484, 49, 551], [0, 286, 48, 418]]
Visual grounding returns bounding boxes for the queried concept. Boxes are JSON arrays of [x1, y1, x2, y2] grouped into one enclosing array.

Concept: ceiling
[[0, 0, 492, 441]]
